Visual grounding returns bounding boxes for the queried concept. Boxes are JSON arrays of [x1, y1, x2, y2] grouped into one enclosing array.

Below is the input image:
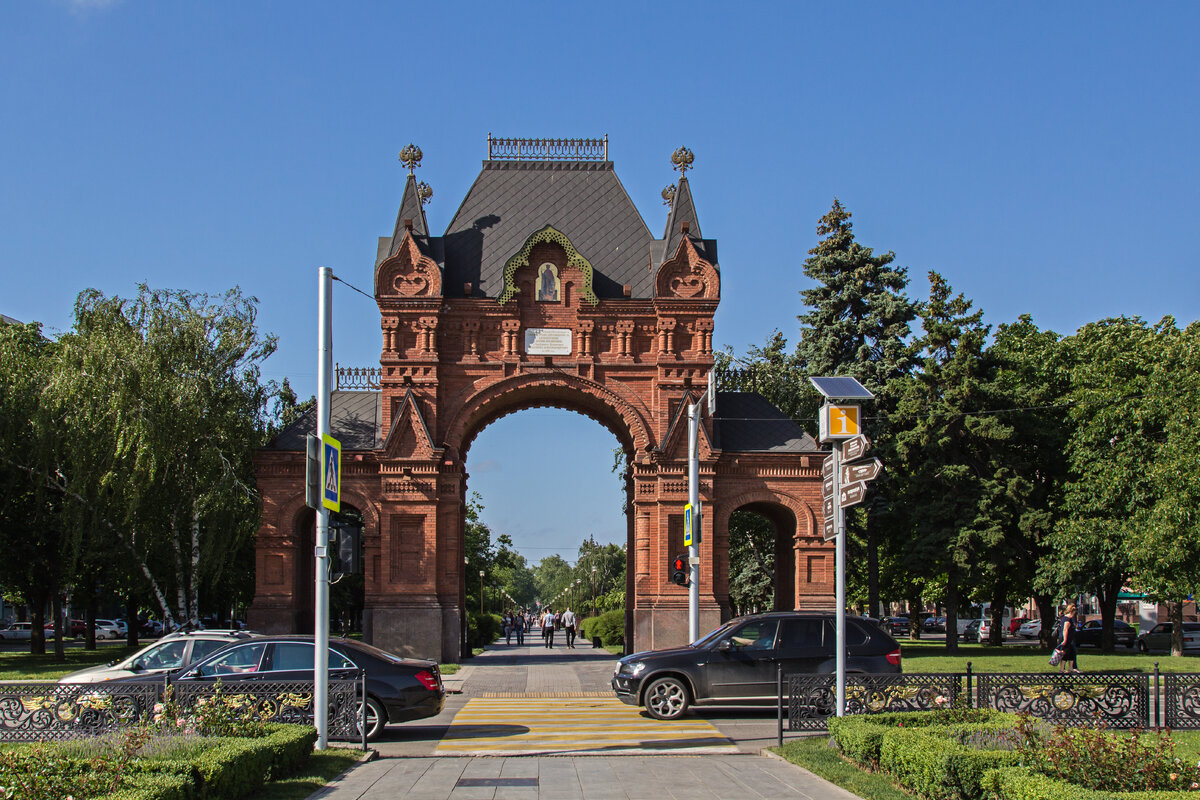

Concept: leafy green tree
[[794, 200, 918, 616], [977, 316, 1070, 647], [33, 286, 275, 629], [891, 272, 994, 650], [1046, 317, 1200, 654], [727, 511, 775, 616]]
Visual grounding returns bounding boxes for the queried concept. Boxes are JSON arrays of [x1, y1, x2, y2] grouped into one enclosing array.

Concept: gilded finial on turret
[[671, 146, 694, 175], [399, 143, 423, 175], [417, 181, 433, 207], [662, 185, 676, 207]]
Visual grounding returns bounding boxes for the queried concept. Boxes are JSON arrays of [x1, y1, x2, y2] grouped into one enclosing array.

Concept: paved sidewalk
[[308, 754, 864, 800]]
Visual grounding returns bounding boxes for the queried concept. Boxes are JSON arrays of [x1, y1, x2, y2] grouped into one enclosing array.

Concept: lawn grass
[[244, 747, 365, 800], [440, 663, 461, 675], [900, 639, 1200, 673], [0, 644, 138, 680], [773, 735, 915, 800]]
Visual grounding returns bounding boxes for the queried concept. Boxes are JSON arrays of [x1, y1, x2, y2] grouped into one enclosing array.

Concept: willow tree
[[47, 286, 275, 629]]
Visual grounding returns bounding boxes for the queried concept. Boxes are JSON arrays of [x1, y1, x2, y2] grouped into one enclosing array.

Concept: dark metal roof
[[267, 391, 382, 451], [440, 160, 656, 299], [713, 392, 819, 453]]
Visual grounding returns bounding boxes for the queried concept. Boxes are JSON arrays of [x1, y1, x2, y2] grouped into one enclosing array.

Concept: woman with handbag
[[1053, 604, 1080, 673]]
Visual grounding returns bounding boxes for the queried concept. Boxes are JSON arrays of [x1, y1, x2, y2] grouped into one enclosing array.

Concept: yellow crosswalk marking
[[435, 696, 738, 755]]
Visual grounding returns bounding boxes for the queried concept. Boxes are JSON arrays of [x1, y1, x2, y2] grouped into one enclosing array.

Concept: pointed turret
[[381, 145, 433, 262], [662, 174, 702, 256]]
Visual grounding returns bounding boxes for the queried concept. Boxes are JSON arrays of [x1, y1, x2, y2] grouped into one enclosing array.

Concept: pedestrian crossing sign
[[684, 503, 694, 547], [321, 434, 341, 512]]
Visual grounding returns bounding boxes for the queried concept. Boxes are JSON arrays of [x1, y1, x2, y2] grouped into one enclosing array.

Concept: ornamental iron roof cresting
[[487, 135, 608, 161]]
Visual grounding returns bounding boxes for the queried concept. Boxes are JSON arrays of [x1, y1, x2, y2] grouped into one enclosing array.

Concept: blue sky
[[4, 2, 1198, 564]]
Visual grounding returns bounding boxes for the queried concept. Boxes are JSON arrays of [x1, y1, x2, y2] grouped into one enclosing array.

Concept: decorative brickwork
[[250, 151, 830, 661]]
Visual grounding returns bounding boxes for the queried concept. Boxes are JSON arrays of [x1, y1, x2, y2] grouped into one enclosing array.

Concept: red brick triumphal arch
[[250, 139, 834, 662]]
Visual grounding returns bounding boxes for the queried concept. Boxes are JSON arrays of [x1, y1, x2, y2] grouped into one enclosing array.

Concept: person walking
[[541, 607, 556, 648], [562, 607, 577, 649], [503, 612, 513, 646], [1056, 604, 1080, 673], [514, 611, 525, 646]]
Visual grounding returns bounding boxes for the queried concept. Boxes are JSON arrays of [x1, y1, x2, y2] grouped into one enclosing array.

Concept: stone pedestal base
[[364, 601, 462, 663], [632, 605, 724, 653]]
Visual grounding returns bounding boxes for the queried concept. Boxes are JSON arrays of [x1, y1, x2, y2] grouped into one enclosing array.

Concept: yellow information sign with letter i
[[684, 502, 694, 547], [321, 434, 341, 512]]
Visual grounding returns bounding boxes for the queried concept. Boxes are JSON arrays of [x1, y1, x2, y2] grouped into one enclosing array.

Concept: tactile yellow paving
[[435, 696, 738, 755]]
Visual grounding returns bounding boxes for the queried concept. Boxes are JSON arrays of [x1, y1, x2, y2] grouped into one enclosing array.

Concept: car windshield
[[691, 621, 739, 648]]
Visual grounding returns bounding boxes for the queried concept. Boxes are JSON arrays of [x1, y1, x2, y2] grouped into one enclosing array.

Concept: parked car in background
[[961, 620, 981, 643], [1008, 617, 1028, 636], [60, 630, 254, 683], [1017, 619, 1042, 639], [110, 635, 445, 740], [1137, 622, 1200, 654], [45, 619, 87, 637], [1075, 619, 1136, 649], [923, 616, 946, 633], [0, 622, 34, 641], [94, 619, 123, 640], [978, 619, 1002, 641], [612, 611, 902, 720], [880, 617, 910, 636]]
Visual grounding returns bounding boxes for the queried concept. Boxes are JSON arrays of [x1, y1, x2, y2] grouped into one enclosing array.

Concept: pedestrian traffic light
[[305, 434, 321, 510], [670, 554, 689, 586]]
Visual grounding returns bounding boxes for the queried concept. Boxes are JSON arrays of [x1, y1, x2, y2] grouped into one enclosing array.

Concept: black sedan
[[1075, 619, 1136, 649], [111, 635, 444, 740], [881, 617, 911, 636], [612, 611, 901, 720]]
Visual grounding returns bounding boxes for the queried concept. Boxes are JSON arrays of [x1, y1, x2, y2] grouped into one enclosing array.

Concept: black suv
[[612, 611, 901, 720]]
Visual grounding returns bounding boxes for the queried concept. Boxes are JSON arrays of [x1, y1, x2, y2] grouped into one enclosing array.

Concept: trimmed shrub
[[466, 611, 503, 647], [879, 725, 1022, 800], [592, 609, 624, 648]]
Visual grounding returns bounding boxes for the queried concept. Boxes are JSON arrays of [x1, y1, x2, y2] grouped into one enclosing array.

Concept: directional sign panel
[[823, 475, 835, 499], [841, 458, 883, 485], [823, 518, 836, 541], [823, 496, 834, 520], [839, 482, 867, 508], [843, 434, 872, 462], [822, 455, 834, 478]]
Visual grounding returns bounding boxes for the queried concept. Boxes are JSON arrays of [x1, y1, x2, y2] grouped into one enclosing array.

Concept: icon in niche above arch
[[497, 225, 599, 305], [536, 263, 560, 302]]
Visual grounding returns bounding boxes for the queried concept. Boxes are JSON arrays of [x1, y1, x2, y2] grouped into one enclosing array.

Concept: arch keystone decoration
[[497, 225, 599, 306]]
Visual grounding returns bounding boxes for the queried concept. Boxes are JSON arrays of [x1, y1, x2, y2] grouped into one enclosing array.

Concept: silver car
[[1136, 622, 1200, 654], [59, 630, 254, 683]]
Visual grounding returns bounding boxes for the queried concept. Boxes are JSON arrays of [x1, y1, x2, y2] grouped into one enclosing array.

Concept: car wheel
[[643, 676, 690, 720], [357, 696, 386, 741]]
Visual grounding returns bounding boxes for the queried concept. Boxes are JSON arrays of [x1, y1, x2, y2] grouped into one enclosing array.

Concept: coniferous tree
[[794, 200, 917, 618], [891, 272, 995, 651]]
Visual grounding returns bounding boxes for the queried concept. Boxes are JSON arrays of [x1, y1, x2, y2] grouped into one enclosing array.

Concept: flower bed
[[827, 710, 1200, 800]]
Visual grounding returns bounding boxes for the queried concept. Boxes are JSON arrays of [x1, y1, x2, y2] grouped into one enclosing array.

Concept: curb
[[302, 747, 378, 800]]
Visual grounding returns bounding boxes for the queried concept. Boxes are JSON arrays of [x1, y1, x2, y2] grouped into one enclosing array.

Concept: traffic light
[[305, 434, 321, 510], [670, 553, 689, 586]]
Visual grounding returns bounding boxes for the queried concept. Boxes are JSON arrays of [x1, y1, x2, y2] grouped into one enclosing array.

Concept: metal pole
[[687, 402, 700, 643], [315, 266, 332, 749], [832, 430, 845, 717]]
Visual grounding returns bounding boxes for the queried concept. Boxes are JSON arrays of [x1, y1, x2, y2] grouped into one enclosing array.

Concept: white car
[[1017, 619, 1042, 639], [0, 622, 34, 641], [978, 619, 1004, 641], [95, 619, 123, 640]]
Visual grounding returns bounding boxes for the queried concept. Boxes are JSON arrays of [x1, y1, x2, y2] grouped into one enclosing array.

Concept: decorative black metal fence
[[779, 669, 1200, 736], [0, 680, 364, 743], [1163, 672, 1200, 730], [976, 672, 1149, 729], [785, 673, 962, 731]]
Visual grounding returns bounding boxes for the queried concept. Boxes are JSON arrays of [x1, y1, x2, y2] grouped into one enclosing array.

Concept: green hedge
[[466, 612, 504, 647], [985, 767, 1194, 800], [829, 710, 1017, 767], [880, 725, 1022, 800], [589, 609, 624, 648]]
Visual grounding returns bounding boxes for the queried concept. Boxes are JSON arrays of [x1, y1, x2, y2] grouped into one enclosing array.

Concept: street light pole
[[479, 570, 484, 616], [591, 566, 597, 617]]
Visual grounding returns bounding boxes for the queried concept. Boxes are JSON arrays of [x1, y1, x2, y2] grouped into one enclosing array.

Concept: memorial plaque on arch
[[524, 327, 572, 355]]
